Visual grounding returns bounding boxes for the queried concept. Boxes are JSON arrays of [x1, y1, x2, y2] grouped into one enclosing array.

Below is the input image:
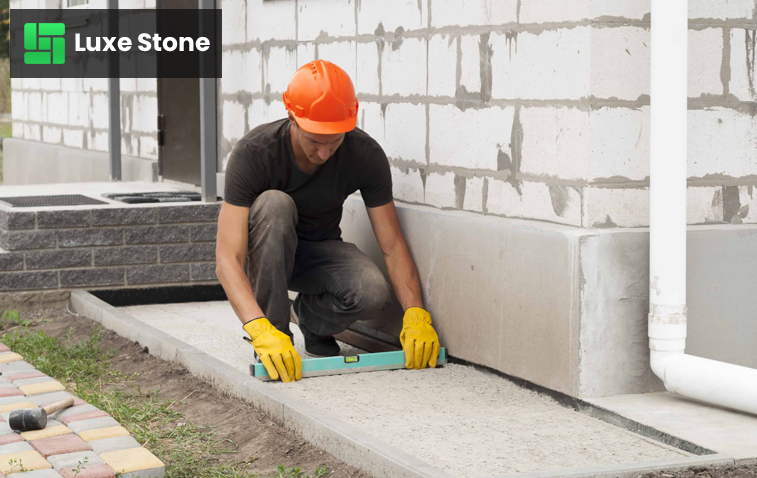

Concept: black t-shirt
[[224, 119, 393, 242]]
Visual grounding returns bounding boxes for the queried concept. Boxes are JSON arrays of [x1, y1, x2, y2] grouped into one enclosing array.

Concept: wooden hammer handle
[[42, 398, 75, 415]]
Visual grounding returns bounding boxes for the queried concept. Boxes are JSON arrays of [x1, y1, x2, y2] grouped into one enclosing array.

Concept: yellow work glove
[[399, 307, 440, 370], [243, 318, 302, 383]]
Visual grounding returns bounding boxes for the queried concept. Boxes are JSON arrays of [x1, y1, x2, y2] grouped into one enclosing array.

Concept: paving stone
[[0, 367, 40, 377], [93, 247, 157, 266], [0, 231, 57, 251], [189, 223, 217, 242], [50, 405, 99, 422], [58, 269, 125, 288], [190, 262, 216, 281], [59, 463, 115, 478], [67, 418, 119, 434], [20, 425, 73, 441], [157, 204, 220, 223], [0, 384, 18, 389], [124, 226, 188, 245], [0, 403, 38, 420], [0, 440, 32, 455], [25, 250, 92, 270], [7, 470, 63, 478], [0, 362, 36, 373], [86, 436, 140, 455], [13, 378, 54, 387], [30, 434, 91, 458], [0, 388, 23, 399], [57, 229, 123, 249], [19, 381, 65, 396], [0, 353, 23, 364], [78, 427, 129, 443], [36, 211, 90, 229], [0, 422, 18, 436], [91, 208, 157, 226], [98, 448, 164, 475], [47, 451, 103, 471], [0, 399, 36, 413], [0, 449, 52, 473], [59, 411, 108, 426], [0, 344, 9, 353], [31, 393, 82, 408], [0, 253, 24, 272], [125, 264, 189, 284], [8, 373, 47, 383], [0, 434, 24, 446]]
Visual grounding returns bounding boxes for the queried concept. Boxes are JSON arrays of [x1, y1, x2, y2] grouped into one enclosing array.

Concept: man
[[215, 59, 440, 383]]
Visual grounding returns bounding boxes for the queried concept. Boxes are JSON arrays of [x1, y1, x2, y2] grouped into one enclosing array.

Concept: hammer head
[[8, 408, 47, 431]]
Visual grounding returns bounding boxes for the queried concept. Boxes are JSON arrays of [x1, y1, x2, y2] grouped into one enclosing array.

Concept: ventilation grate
[[0, 195, 108, 208], [103, 191, 202, 204]]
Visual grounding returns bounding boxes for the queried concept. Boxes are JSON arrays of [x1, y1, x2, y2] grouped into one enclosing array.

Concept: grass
[[0, 119, 11, 184], [1, 311, 330, 478]]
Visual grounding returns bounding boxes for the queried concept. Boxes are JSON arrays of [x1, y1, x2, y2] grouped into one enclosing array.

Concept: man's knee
[[249, 191, 298, 234], [339, 267, 392, 314]]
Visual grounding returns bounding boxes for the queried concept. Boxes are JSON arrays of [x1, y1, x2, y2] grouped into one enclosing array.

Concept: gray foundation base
[[2, 138, 157, 185], [339, 198, 757, 398]]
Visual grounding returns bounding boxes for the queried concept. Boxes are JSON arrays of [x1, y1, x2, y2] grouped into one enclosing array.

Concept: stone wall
[[0, 204, 219, 291]]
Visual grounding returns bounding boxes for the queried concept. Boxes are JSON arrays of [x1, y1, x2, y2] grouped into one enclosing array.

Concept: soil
[[642, 465, 757, 478], [17, 307, 371, 478]]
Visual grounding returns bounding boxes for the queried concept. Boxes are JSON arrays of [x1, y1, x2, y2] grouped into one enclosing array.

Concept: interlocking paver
[[67, 418, 120, 434], [0, 434, 23, 446], [0, 440, 32, 454], [13, 377, 55, 387], [50, 405, 98, 421], [59, 464, 115, 478], [0, 449, 52, 473], [0, 422, 18, 436], [0, 396, 31, 406], [60, 411, 109, 426], [0, 361, 36, 372], [0, 388, 23, 399], [29, 393, 79, 407], [0, 343, 10, 353], [0, 353, 23, 364], [87, 436, 140, 455], [30, 434, 91, 458], [20, 425, 73, 441], [4, 470, 63, 478], [8, 372, 47, 382], [0, 401, 36, 414], [78, 427, 130, 442], [47, 451, 103, 471], [18, 381, 66, 396], [99, 448, 164, 476]]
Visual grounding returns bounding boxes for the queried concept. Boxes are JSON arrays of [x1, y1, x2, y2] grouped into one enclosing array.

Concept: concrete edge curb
[[486, 453, 736, 478], [69, 290, 454, 478]]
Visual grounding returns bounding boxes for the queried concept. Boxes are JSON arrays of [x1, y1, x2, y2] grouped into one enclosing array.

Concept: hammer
[[9, 398, 75, 431]]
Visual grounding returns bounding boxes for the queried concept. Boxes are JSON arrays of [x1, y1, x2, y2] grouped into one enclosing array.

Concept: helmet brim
[[292, 114, 357, 135]]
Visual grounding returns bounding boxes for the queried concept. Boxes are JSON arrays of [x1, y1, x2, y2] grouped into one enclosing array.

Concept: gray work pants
[[246, 190, 393, 340]]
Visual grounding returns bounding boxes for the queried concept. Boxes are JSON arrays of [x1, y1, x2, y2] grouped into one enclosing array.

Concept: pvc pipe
[[649, 0, 757, 416]]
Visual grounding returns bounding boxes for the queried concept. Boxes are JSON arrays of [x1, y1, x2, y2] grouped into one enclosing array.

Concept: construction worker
[[215, 60, 440, 383]]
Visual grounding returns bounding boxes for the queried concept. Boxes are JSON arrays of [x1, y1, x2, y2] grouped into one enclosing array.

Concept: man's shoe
[[290, 305, 340, 357]]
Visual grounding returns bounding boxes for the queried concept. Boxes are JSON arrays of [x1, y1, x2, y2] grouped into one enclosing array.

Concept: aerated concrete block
[[431, 0, 516, 27], [689, 28, 724, 98], [381, 103, 426, 163], [251, 0, 296, 41], [688, 108, 757, 178], [298, 0, 355, 41], [357, 0, 427, 34], [427, 34, 457, 97], [690, 0, 754, 19], [520, 106, 591, 180], [381, 37, 427, 96], [519, 0, 591, 23], [589, 106, 649, 181], [590, 26, 650, 101], [318, 41, 357, 81], [424, 172, 457, 209], [356, 42, 380, 96]]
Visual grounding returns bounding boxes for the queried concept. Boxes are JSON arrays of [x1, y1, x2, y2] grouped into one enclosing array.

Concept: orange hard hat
[[283, 60, 359, 135]]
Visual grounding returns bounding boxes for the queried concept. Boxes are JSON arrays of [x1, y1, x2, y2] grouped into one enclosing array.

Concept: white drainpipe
[[649, 0, 757, 415]]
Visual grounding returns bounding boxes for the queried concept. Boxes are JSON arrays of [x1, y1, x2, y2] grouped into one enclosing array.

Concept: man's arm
[[215, 202, 265, 324], [365, 201, 422, 310]]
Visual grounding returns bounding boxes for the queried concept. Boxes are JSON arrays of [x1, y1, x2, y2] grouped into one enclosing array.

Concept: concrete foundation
[[2, 138, 157, 185], [339, 198, 757, 398]]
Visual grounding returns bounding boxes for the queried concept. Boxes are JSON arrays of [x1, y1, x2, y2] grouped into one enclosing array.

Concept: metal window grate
[[0, 195, 107, 208], [103, 191, 202, 204]]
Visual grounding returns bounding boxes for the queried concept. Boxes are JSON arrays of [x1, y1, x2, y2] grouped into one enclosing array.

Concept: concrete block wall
[[0, 204, 219, 292], [218, 0, 757, 228], [9, 0, 159, 163]]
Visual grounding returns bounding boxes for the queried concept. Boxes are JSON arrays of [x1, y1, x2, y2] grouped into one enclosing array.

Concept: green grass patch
[[2, 313, 330, 478]]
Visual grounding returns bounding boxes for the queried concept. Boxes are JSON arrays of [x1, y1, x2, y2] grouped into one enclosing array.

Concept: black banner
[[10, 9, 222, 78]]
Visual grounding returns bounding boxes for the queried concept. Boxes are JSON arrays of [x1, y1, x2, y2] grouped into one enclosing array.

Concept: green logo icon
[[24, 23, 66, 65]]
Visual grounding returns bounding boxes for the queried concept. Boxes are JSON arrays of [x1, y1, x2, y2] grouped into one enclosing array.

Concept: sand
[[123, 301, 691, 477]]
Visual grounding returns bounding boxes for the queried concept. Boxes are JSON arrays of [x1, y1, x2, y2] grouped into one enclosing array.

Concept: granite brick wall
[[0, 204, 220, 292]]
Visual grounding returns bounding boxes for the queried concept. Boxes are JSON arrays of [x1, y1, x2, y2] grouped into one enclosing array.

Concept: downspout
[[649, 0, 757, 415]]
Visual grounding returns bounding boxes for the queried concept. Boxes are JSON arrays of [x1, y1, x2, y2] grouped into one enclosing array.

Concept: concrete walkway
[[123, 301, 694, 477]]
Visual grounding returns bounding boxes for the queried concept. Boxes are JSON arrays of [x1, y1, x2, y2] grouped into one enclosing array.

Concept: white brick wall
[[424, 172, 457, 209], [729, 28, 756, 101], [689, 108, 757, 178], [222, 49, 262, 95], [431, 0, 517, 27], [689, 0, 754, 20], [249, 0, 297, 41], [688, 186, 724, 224], [391, 166, 425, 204], [491, 28, 591, 100], [382, 103, 426, 163], [460, 36, 481, 93], [488, 179, 582, 226], [463, 176, 485, 212], [265, 46, 299, 93], [357, 0, 427, 35], [519, 0, 591, 23], [583, 188, 648, 228], [427, 34, 457, 97], [689, 28, 724, 98], [298, 0, 355, 41], [590, 106, 649, 181], [356, 42, 381, 95], [319, 41, 358, 80], [429, 105, 513, 170], [590, 26, 649, 101], [382, 37, 427, 96]]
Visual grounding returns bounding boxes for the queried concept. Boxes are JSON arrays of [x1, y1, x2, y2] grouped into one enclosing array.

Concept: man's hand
[[399, 307, 440, 370], [243, 318, 302, 382]]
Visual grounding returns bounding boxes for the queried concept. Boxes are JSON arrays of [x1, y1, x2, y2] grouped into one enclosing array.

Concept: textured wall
[[9, 0, 160, 162]]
